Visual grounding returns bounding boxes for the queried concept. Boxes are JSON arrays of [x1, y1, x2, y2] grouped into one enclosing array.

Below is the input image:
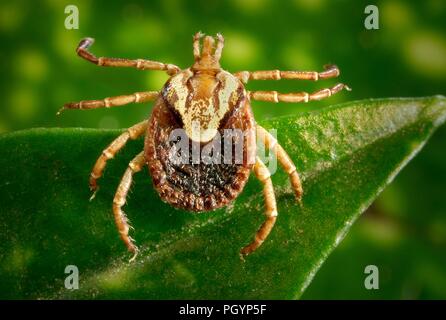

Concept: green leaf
[[0, 96, 445, 299]]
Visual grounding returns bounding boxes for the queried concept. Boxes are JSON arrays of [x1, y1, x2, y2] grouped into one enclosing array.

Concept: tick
[[61, 33, 350, 261]]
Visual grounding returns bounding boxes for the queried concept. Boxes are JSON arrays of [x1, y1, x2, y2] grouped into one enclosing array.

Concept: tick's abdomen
[[164, 142, 240, 197]]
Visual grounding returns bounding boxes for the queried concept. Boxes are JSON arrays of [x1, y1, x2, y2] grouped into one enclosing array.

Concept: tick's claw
[[240, 245, 251, 259], [89, 188, 99, 201], [194, 31, 204, 40], [324, 64, 337, 70], [295, 190, 303, 202], [89, 178, 99, 201], [78, 37, 95, 51], [216, 33, 224, 42], [129, 247, 139, 263], [56, 107, 65, 116]]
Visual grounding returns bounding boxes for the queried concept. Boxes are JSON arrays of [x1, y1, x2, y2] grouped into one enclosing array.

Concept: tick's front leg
[[89, 120, 148, 199], [76, 37, 180, 75], [234, 64, 340, 84], [248, 83, 351, 104]]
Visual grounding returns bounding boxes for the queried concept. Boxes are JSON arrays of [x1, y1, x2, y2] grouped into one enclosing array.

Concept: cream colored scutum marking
[[166, 70, 242, 143], [165, 69, 192, 114], [217, 71, 241, 117], [167, 69, 240, 142], [197, 71, 240, 142], [187, 96, 217, 142]]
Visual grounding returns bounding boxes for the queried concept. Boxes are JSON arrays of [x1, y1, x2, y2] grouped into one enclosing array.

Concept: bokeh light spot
[[16, 50, 48, 81], [222, 32, 260, 69], [8, 87, 38, 122], [0, 3, 24, 32], [381, 1, 414, 31], [404, 31, 446, 78], [281, 45, 316, 70], [115, 17, 167, 54], [52, 28, 81, 63]]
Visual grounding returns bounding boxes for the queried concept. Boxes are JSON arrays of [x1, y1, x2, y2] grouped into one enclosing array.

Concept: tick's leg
[[113, 151, 146, 262], [240, 157, 277, 257], [214, 33, 225, 61], [248, 83, 351, 103], [59, 91, 158, 115], [77, 37, 180, 75], [89, 120, 148, 198], [257, 125, 303, 200], [193, 32, 204, 60], [234, 64, 340, 84]]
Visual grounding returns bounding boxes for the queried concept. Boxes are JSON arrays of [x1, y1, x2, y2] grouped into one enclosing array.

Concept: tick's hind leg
[[89, 120, 148, 199], [113, 151, 146, 262], [257, 125, 303, 200], [241, 157, 277, 257]]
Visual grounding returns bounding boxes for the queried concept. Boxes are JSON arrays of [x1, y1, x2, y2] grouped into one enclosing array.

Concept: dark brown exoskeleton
[[61, 33, 350, 261]]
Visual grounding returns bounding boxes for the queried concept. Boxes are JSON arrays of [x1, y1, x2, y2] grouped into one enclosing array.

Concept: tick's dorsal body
[[146, 35, 254, 211], [63, 33, 350, 261], [146, 68, 254, 211]]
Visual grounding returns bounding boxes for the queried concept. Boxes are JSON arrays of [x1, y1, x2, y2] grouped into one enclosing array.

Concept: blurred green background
[[0, 0, 445, 299]]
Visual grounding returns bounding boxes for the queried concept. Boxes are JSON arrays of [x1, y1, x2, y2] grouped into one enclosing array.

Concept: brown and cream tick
[[62, 33, 350, 261]]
